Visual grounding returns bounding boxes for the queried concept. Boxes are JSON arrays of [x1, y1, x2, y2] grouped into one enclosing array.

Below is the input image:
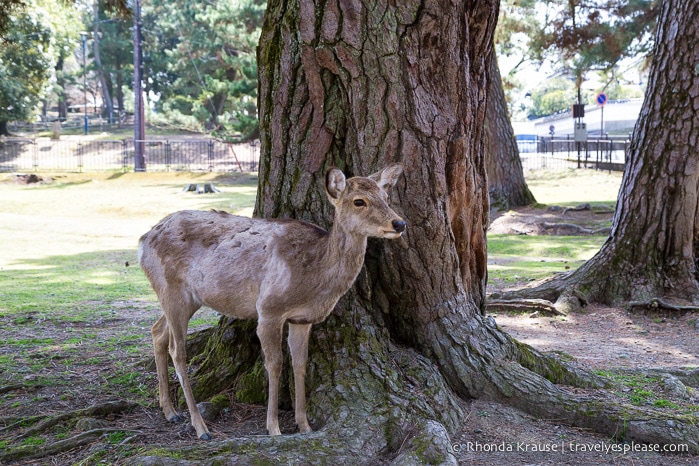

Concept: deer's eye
[[353, 199, 367, 207]]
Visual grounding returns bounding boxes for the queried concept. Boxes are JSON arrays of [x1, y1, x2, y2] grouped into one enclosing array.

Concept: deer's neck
[[320, 221, 367, 291]]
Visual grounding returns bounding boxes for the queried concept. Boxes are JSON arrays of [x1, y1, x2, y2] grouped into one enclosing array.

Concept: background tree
[[91, 1, 114, 124], [485, 54, 536, 211], [143, 0, 264, 140], [485, 0, 537, 211], [495, 0, 540, 117], [0, 2, 55, 135], [531, 0, 658, 104], [95, 4, 132, 122], [527, 76, 580, 118], [168, 0, 698, 462], [0, 0, 28, 36], [502, 0, 699, 310], [41, 0, 82, 121]]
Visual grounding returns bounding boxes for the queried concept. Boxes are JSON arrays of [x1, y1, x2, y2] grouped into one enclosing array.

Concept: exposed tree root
[[541, 222, 612, 235], [134, 336, 464, 465], [12, 400, 138, 440], [487, 288, 588, 316], [0, 401, 139, 462], [433, 314, 699, 454], [486, 361, 699, 452], [132, 308, 698, 464], [0, 383, 31, 395], [560, 203, 591, 216], [0, 428, 142, 463], [627, 298, 699, 313], [486, 298, 566, 316]]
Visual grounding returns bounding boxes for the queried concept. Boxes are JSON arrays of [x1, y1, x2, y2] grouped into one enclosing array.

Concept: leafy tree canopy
[[143, 0, 265, 141], [531, 0, 658, 87], [0, 1, 55, 124], [497, 0, 657, 118]]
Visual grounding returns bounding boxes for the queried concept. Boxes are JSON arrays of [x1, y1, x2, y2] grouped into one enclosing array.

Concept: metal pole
[[133, 0, 146, 171], [80, 32, 89, 135], [577, 86, 581, 168]]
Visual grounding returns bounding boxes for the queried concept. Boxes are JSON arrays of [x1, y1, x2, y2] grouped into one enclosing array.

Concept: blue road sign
[[596, 93, 608, 106]]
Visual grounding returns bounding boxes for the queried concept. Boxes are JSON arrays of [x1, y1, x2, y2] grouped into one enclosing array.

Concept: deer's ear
[[369, 164, 403, 192], [325, 168, 346, 200]]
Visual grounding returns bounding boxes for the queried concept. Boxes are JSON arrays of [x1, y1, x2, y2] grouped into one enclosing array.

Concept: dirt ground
[[2, 205, 698, 465]]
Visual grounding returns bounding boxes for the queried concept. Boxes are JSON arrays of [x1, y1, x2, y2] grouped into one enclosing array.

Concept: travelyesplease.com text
[[450, 441, 689, 455]]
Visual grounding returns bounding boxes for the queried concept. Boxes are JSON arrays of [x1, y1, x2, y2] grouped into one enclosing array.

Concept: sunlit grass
[[488, 234, 607, 284], [525, 168, 622, 206], [0, 172, 257, 267]]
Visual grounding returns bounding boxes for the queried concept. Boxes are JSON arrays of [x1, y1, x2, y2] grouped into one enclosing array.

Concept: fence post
[[32, 139, 38, 172], [77, 141, 83, 173], [165, 140, 171, 172], [122, 140, 128, 172], [208, 140, 214, 172]]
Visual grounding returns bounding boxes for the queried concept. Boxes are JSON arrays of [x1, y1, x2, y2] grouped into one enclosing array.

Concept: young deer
[[138, 164, 405, 440]]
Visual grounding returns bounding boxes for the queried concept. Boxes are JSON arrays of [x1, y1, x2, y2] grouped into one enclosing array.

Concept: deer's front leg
[[288, 322, 312, 433], [256, 318, 285, 436]]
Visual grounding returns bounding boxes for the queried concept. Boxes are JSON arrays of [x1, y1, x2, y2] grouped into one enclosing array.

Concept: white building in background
[[513, 99, 643, 138]]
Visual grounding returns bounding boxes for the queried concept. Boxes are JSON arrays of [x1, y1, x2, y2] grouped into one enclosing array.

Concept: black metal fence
[[1, 134, 627, 174], [517, 135, 630, 171], [0, 138, 260, 173]]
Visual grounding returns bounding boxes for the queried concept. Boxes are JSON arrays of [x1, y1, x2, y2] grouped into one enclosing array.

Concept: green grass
[[594, 371, 688, 411], [0, 171, 258, 408], [486, 169, 622, 285], [488, 234, 607, 284]]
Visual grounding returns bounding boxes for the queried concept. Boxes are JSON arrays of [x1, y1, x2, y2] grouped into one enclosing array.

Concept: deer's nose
[[392, 220, 406, 233]]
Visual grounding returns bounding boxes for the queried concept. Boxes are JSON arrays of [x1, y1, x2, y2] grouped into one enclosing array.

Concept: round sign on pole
[[596, 93, 607, 106]]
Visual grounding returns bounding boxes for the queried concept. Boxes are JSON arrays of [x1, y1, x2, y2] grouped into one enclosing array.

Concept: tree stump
[[183, 183, 221, 194]]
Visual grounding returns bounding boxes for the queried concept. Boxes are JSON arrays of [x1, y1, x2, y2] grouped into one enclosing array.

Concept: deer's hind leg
[[162, 297, 212, 440], [152, 315, 181, 423]]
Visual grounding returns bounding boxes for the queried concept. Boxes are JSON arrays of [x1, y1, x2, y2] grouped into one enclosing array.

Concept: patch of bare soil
[[488, 202, 615, 236], [1, 205, 698, 465]]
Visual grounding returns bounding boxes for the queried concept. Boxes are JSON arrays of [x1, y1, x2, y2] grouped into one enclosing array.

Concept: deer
[[138, 164, 406, 440]]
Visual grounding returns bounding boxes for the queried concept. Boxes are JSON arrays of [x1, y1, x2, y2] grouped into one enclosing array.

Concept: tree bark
[[93, 2, 114, 124], [150, 0, 699, 462], [499, 0, 699, 308], [485, 54, 535, 210], [56, 54, 68, 120]]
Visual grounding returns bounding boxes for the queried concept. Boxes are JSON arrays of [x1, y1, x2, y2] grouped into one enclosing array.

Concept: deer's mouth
[[382, 230, 403, 239]]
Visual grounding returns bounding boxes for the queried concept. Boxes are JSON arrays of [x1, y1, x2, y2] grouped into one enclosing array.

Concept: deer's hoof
[[199, 432, 213, 441], [168, 414, 184, 423], [298, 424, 313, 434]]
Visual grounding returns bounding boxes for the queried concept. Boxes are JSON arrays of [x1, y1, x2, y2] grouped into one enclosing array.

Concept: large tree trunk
[[485, 54, 535, 210], [499, 0, 699, 308], [137, 0, 699, 462], [55, 54, 68, 120]]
